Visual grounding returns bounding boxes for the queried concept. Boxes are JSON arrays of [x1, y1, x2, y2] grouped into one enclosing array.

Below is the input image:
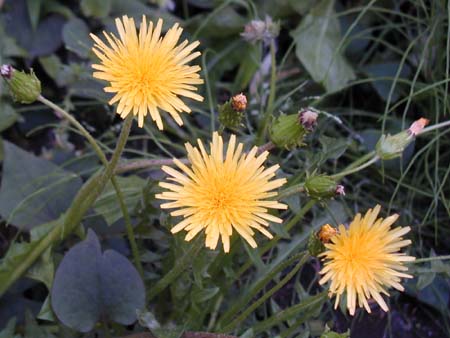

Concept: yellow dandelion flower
[[90, 16, 204, 129], [156, 132, 288, 252], [319, 205, 415, 315]]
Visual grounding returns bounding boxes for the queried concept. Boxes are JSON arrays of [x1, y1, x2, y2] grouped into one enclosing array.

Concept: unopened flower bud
[[377, 118, 430, 160], [1, 65, 41, 104], [308, 231, 325, 257], [218, 96, 245, 130], [318, 224, 338, 243], [241, 16, 279, 44], [0, 64, 13, 79], [231, 93, 247, 112], [270, 113, 307, 149], [335, 185, 345, 196], [408, 118, 429, 136], [299, 108, 318, 131], [304, 175, 340, 200]]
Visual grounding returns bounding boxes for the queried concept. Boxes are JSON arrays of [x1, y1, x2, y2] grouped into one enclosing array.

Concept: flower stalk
[[38, 96, 144, 278]]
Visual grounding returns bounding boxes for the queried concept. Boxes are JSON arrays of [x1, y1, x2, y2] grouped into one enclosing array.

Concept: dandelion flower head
[[319, 205, 415, 315], [91, 16, 203, 129], [156, 132, 288, 252]]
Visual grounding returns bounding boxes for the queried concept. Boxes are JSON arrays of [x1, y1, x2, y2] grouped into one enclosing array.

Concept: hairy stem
[[38, 96, 144, 277]]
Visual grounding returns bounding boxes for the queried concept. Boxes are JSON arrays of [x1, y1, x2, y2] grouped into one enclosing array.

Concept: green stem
[[412, 255, 450, 264], [147, 238, 203, 301], [331, 155, 380, 179], [221, 252, 309, 333], [256, 39, 277, 144], [0, 116, 133, 297], [277, 183, 304, 200], [340, 150, 376, 172], [38, 96, 144, 277], [419, 119, 450, 135], [233, 200, 316, 286]]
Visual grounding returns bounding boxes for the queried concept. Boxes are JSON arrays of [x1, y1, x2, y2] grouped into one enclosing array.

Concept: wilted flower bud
[[218, 95, 246, 130], [270, 113, 307, 149], [299, 108, 318, 131], [241, 16, 279, 44], [317, 224, 338, 243], [231, 93, 247, 112], [376, 118, 429, 160], [1, 65, 41, 104], [304, 175, 339, 200]]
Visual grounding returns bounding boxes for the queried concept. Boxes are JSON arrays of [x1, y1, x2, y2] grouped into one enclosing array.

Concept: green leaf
[[24, 310, 57, 338], [321, 327, 350, 338], [0, 217, 61, 296], [232, 43, 262, 92], [94, 175, 146, 225], [51, 230, 145, 332], [25, 246, 54, 290], [0, 104, 20, 132], [0, 141, 82, 230], [39, 55, 64, 86], [37, 296, 56, 322], [362, 62, 411, 102], [0, 317, 16, 338], [62, 18, 92, 58], [81, 0, 111, 18], [26, 0, 43, 31], [291, 0, 356, 92], [191, 286, 219, 303]]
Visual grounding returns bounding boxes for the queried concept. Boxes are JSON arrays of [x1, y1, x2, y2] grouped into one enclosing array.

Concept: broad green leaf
[[291, 0, 356, 92], [62, 18, 92, 58], [39, 55, 64, 86], [0, 141, 82, 230], [321, 327, 350, 338], [0, 217, 61, 296], [25, 246, 54, 290], [94, 175, 146, 225], [0, 317, 16, 338], [81, 0, 111, 18], [233, 43, 262, 92], [362, 62, 411, 102], [26, 0, 42, 31], [51, 230, 145, 332], [37, 296, 56, 322], [0, 104, 20, 132], [24, 310, 57, 338]]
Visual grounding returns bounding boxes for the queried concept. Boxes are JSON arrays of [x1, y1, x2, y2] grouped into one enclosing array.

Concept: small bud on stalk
[[241, 16, 280, 44], [317, 224, 338, 243], [299, 108, 318, 131], [304, 175, 342, 200], [1, 64, 41, 104], [376, 118, 430, 160], [218, 93, 247, 130]]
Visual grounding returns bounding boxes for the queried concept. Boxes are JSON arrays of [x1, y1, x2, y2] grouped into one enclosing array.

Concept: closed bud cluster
[[1, 65, 41, 104]]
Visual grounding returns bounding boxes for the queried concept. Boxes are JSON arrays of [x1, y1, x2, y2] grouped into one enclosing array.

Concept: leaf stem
[[0, 116, 133, 297], [256, 40, 277, 144], [412, 255, 450, 264], [37, 96, 144, 277], [330, 155, 380, 179]]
